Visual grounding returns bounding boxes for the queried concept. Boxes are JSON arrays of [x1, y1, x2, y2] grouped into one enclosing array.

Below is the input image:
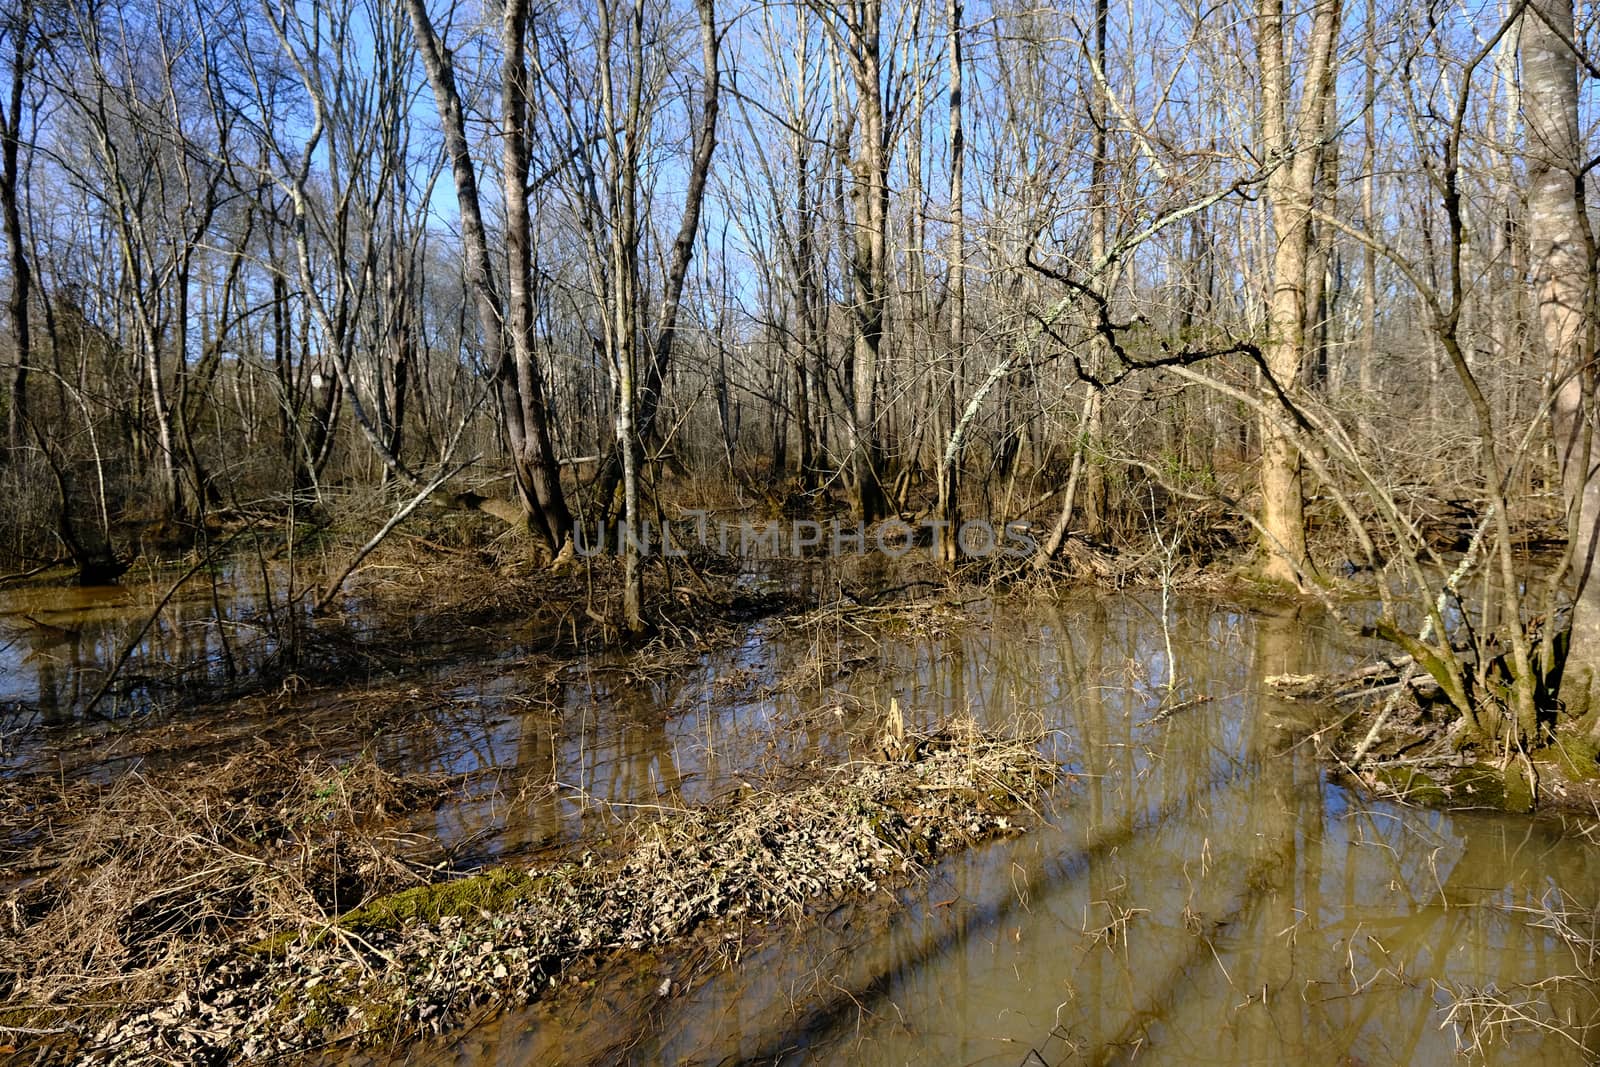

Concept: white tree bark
[[1525, 0, 1598, 703], [1254, 0, 1342, 586]]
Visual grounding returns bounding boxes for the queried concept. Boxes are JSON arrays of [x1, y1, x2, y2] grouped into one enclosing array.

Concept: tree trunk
[[1254, 0, 1341, 586], [406, 0, 572, 556], [0, 0, 33, 457], [1526, 0, 1598, 701], [589, 0, 720, 523], [935, 0, 964, 563], [501, 0, 573, 551], [1081, 0, 1110, 538], [1359, 0, 1376, 439], [843, 0, 891, 523]]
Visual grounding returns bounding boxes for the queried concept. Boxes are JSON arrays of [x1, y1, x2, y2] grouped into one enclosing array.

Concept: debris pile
[[83, 724, 1056, 1064]]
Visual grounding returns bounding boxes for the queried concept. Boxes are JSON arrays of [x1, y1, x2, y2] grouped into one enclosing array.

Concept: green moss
[[1444, 764, 1506, 808], [1233, 567, 1301, 598], [1539, 734, 1600, 783], [338, 867, 542, 932], [1374, 766, 1449, 806], [1563, 664, 1594, 723], [273, 981, 344, 1031], [247, 867, 548, 957], [1501, 764, 1536, 813], [268, 970, 401, 1038], [866, 809, 935, 857], [249, 928, 300, 958]]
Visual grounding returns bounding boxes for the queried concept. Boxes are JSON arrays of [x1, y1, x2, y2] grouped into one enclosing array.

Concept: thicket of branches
[[2, 0, 1599, 723]]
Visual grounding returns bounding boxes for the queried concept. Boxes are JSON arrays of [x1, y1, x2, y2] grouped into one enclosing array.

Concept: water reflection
[[0, 563, 324, 764], [9, 568, 1596, 1064], [432, 593, 1600, 1066]]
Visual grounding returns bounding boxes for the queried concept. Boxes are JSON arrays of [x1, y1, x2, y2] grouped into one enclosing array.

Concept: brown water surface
[[8, 572, 1599, 1064], [433, 595, 1600, 1065]]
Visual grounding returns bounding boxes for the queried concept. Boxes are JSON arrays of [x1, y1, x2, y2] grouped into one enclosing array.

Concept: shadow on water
[[420, 596, 1600, 1066], [8, 567, 1600, 1064]]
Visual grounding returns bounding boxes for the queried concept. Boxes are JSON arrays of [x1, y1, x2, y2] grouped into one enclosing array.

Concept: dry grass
[[1433, 890, 1600, 1056], [1437, 977, 1598, 1057], [74, 721, 1057, 1063], [1, 749, 454, 1049]]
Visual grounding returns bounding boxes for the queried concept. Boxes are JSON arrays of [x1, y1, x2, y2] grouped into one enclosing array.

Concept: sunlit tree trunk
[[1080, 0, 1110, 538], [835, 0, 891, 522], [596, 0, 647, 631], [587, 0, 719, 524], [1526, 0, 1599, 702], [935, 0, 963, 562], [1254, 0, 1342, 586], [500, 0, 573, 552], [1358, 0, 1377, 439], [406, 0, 573, 557]]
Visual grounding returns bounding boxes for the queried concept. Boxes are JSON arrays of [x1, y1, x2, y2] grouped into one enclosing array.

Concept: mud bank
[[77, 725, 1054, 1064]]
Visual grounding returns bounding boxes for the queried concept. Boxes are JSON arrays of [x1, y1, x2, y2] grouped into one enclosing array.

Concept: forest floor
[[76, 725, 1054, 1064], [0, 492, 1588, 1063]]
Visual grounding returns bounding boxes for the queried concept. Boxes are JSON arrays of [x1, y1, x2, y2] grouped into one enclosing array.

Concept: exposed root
[[1265, 649, 1600, 814]]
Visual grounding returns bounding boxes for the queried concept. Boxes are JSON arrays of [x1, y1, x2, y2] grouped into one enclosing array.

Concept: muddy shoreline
[[7, 542, 1600, 1065], [1, 551, 1076, 1064], [1270, 652, 1600, 818]]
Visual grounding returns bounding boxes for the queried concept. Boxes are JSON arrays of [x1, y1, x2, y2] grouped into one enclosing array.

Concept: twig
[[0, 1024, 77, 1036], [314, 458, 478, 615]]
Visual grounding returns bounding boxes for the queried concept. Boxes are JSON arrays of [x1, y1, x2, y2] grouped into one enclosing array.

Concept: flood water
[[7, 570, 1600, 1064], [435, 593, 1600, 1065], [0, 560, 319, 764]]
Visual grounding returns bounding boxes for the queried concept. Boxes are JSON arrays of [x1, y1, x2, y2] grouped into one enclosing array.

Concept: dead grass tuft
[[1, 749, 453, 1050]]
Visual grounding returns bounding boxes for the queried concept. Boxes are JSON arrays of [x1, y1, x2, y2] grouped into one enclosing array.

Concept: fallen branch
[[0, 557, 69, 586], [314, 458, 478, 615]]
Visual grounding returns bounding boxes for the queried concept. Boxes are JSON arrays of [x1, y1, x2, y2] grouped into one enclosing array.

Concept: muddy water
[[431, 595, 1600, 1066], [0, 562, 313, 701], [8, 571, 1600, 1064]]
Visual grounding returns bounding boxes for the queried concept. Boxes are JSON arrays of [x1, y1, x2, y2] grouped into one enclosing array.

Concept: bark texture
[[1525, 0, 1598, 700], [1254, 0, 1342, 585]]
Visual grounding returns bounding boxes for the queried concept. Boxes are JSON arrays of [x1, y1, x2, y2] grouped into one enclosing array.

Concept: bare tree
[[405, 0, 573, 556], [0, 0, 42, 456], [822, 0, 894, 523], [586, 0, 721, 529], [59, 0, 239, 521], [1528, 0, 1598, 704], [933, 0, 963, 561], [1254, 0, 1342, 585]]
